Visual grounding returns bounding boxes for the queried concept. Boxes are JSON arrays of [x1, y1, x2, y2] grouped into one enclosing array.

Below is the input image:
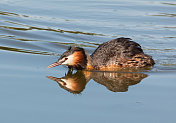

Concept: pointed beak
[[48, 62, 62, 68], [46, 76, 62, 81]]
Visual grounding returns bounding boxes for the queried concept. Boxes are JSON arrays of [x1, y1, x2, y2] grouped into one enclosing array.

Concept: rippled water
[[0, 0, 176, 123]]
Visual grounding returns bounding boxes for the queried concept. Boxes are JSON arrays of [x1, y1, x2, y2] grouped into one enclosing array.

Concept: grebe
[[48, 38, 155, 70]]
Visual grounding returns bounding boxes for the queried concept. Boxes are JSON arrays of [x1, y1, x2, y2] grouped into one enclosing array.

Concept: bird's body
[[48, 38, 155, 70]]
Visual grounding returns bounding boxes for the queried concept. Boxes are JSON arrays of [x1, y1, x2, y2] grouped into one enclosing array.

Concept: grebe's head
[[48, 46, 87, 70]]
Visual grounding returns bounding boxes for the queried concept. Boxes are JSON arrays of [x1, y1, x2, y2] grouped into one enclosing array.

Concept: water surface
[[0, 0, 176, 123]]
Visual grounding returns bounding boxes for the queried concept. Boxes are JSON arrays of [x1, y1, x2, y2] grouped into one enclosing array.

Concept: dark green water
[[0, 0, 176, 123]]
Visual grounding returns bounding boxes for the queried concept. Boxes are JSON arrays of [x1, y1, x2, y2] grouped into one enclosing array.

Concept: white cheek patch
[[62, 54, 74, 65], [60, 79, 73, 89]]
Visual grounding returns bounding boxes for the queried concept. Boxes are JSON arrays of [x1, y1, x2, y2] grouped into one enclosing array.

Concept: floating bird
[[48, 38, 155, 70]]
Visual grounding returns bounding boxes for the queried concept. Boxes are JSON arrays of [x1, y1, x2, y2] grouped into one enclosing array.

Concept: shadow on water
[[47, 70, 148, 94]]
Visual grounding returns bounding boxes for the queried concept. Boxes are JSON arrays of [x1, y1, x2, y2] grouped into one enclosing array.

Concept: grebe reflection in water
[[47, 70, 89, 94], [48, 38, 155, 71], [47, 70, 148, 94]]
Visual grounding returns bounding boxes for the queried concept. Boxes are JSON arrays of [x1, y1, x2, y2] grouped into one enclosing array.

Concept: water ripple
[[162, 2, 176, 6], [0, 21, 107, 36], [0, 45, 55, 55], [152, 13, 176, 17]]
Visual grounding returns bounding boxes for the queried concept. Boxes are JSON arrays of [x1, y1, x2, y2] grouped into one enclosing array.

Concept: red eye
[[65, 58, 68, 60]]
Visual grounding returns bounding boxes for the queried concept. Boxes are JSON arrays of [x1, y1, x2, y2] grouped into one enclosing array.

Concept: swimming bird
[[48, 38, 155, 70]]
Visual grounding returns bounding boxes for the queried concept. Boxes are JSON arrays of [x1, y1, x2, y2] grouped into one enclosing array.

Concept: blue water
[[0, 0, 176, 123]]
